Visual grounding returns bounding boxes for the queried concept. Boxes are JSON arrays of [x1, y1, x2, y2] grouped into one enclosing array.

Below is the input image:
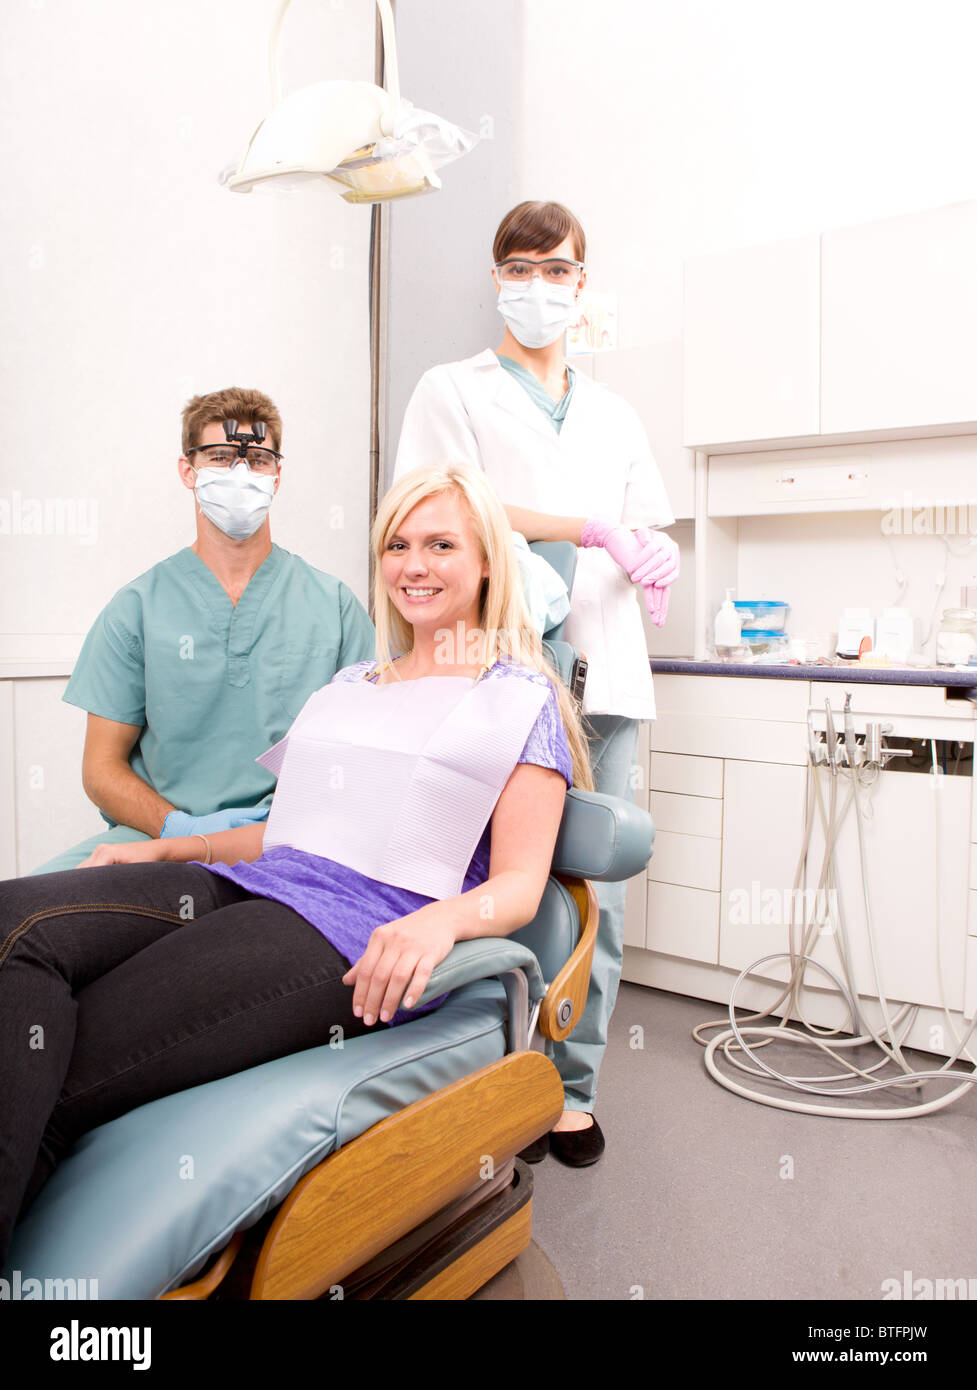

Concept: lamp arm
[[267, 0, 401, 118], [376, 0, 401, 119], [268, 0, 291, 108]]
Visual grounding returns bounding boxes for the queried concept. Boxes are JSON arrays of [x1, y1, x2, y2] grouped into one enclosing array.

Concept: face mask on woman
[[496, 279, 578, 349], [194, 463, 276, 540]]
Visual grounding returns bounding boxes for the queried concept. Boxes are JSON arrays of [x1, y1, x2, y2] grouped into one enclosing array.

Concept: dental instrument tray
[[733, 600, 790, 631]]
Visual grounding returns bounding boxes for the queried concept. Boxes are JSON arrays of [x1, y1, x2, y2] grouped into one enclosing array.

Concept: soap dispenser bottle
[[714, 590, 741, 654]]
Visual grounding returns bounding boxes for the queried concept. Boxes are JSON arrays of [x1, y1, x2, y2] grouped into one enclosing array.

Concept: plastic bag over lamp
[[222, 0, 476, 204]]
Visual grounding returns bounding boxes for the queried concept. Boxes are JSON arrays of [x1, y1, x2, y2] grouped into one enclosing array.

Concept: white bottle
[[714, 590, 742, 652]]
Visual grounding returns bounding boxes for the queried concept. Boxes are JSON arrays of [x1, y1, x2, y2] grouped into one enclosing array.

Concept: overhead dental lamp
[[224, 0, 475, 204]]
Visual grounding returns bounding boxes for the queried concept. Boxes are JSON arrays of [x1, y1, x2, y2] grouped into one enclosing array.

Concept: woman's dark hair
[[493, 201, 586, 264]]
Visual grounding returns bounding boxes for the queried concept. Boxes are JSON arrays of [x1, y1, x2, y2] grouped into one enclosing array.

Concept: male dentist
[[31, 387, 374, 873]]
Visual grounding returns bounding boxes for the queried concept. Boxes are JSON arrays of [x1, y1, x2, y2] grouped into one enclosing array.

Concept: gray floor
[[516, 982, 977, 1301]]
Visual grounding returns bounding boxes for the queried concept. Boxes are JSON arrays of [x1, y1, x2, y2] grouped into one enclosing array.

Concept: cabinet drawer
[[648, 830, 722, 892], [646, 881, 720, 963], [708, 453, 874, 516], [653, 673, 809, 722], [649, 750, 722, 798], [652, 712, 807, 765], [650, 789, 722, 838]]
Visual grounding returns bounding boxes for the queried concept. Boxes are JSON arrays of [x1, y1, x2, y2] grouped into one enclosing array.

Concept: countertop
[[649, 658, 977, 693]]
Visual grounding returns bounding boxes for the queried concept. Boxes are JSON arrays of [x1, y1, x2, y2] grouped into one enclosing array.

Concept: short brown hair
[[181, 387, 283, 456], [492, 201, 586, 265]]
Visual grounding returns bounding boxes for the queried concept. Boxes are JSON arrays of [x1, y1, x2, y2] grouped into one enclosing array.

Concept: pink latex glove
[[630, 526, 680, 587], [580, 519, 680, 585], [580, 519, 675, 628], [580, 518, 644, 574], [645, 583, 670, 627], [634, 524, 678, 626]]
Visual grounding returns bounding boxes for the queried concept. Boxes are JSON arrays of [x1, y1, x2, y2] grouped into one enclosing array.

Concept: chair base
[[196, 1159, 534, 1301], [344, 1160, 534, 1300]]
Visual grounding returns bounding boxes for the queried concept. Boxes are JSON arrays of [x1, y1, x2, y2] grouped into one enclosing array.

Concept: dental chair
[[5, 545, 655, 1301]]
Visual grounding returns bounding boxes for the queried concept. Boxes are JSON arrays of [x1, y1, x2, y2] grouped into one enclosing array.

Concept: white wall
[[1, 0, 377, 869], [387, 0, 977, 658], [515, 0, 977, 654], [1, 0, 375, 654], [518, 0, 977, 346]]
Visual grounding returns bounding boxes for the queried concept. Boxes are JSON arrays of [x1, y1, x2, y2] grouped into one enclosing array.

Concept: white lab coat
[[394, 349, 675, 718]]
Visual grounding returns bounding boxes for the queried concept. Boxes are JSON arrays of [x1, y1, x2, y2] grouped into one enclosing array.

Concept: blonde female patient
[[0, 462, 592, 1264]]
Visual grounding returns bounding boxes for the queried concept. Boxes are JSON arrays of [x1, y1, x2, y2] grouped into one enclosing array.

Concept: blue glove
[[160, 806, 270, 838]]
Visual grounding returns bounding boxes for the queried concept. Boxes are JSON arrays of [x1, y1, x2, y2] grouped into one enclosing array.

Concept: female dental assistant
[[395, 200, 678, 1167]]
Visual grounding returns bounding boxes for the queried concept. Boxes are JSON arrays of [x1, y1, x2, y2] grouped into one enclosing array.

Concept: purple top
[[201, 659, 573, 1025]]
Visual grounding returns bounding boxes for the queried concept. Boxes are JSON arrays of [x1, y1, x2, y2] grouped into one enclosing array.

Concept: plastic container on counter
[[734, 601, 790, 632], [936, 609, 977, 666], [741, 629, 791, 662]]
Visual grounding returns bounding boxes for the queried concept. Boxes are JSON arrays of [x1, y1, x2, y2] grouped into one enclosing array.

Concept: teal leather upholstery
[[529, 540, 579, 689], [6, 979, 511, 1299]]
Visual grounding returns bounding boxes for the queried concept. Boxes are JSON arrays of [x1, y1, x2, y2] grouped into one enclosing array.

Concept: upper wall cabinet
[[683, 200, 977, 449], [682, 235, 821, 448], [821, 201, 977, 435]]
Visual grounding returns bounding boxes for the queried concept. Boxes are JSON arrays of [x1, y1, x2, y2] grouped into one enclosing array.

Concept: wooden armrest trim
[[538, 875, 600, 1042]]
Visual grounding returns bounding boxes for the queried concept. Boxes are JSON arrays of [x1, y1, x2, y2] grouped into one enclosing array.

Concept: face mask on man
[[194, 462, 276, 539], [496, 279, 578, 349]]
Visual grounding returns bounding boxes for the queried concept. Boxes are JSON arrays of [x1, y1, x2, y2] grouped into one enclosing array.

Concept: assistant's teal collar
[[495, 354, 576, 432]]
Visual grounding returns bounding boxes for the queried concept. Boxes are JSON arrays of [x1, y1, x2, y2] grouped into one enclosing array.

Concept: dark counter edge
[[650, 658, 977, 695]]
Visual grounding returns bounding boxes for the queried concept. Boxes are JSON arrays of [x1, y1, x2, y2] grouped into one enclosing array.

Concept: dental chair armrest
[[553, 789, 655, 882], [539, 876, 600, 1042], [414, 938, 547, 1009]]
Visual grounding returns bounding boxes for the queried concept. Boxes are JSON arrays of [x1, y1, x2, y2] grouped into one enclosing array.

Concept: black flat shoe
[[517, 1132, 550, 1164], [549, 1114, 605, 1168]]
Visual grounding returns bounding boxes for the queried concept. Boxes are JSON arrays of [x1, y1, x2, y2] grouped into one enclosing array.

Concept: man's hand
[[342, 911, 458, 1026], [161, 806, 270, 838]]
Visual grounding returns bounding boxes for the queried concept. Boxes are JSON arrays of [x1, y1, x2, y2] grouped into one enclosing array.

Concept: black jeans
[[0, 861, 378, 1266]]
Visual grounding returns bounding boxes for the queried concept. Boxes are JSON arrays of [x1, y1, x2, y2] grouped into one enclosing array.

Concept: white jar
[[936, 609, 977, 666]]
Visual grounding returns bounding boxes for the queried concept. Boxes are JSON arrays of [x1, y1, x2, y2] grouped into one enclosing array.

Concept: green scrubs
[[495, 354, 576, 432], [31, 545, 374, 874]]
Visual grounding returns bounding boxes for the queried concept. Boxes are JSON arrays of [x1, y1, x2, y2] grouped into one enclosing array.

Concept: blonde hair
[[372, 463, 594, 792]]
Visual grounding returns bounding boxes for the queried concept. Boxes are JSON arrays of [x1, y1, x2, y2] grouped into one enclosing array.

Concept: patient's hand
[[77, 841, 167, 869], [342, 911, 457, 1027]]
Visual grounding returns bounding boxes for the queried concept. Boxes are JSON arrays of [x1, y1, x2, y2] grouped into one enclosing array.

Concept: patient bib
[[256, 671, 549, 899]]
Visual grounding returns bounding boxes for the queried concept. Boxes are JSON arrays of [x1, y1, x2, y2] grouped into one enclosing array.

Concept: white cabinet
[[683, 199, 977, 449], [804, 769, 970, 1011], [633, 673, 977, 1048], [2, 674, 101, 876], [682, 235, 821, 448], [821, 201, 977, 435], [645, 749, 723, 963], [717, 755, 971, 1012], [717, 759, 808, 976]]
